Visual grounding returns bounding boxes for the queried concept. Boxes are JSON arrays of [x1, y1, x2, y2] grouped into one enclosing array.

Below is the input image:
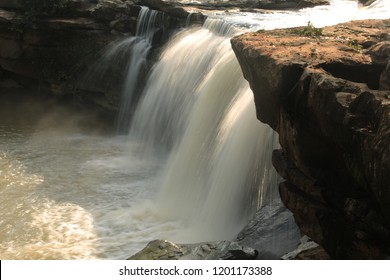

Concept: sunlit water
[[0, 0, 388, 259]]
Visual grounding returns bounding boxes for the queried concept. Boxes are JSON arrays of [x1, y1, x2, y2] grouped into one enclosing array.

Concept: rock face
[[0, 0, 200, 113], [231, 19, 390, 259]]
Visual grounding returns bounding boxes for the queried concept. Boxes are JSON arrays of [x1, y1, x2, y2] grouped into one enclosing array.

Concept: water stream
[[0, 0, 388, 259]]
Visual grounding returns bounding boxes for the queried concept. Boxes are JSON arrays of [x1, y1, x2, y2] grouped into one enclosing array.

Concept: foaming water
[[206, 0, 390, 31], [0, 123, 183, 259], [128, 16, 280, 244]]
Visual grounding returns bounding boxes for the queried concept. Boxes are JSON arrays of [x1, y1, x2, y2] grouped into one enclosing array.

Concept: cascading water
[[79, 7, 164, 132], [0, 0, 389, 260], [129, 19, 279, 242], [117, 7, 166, 132]]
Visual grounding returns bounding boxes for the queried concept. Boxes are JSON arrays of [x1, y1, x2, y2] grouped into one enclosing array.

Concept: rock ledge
[[231, 19, 390, 259]]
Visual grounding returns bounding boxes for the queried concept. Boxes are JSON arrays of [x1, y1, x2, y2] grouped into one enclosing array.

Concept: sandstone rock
[[232, 19, 390, 259], [128, 240, 258, 260]]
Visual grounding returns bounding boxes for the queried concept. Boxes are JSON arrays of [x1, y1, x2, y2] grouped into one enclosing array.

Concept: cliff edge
[[231, 19, 390, 259]]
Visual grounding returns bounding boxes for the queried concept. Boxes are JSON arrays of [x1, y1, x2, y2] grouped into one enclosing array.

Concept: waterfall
[[129, 19, 279, 242], [78, 7, 165, 134], [117, 7, 166, 132], [127, 0, 390, 244]]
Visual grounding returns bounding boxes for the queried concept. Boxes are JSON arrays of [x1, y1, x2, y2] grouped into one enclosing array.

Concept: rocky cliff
[[0, 0, 330, 114], [231, 19, 390, 259], [0, 0, 202, 113]]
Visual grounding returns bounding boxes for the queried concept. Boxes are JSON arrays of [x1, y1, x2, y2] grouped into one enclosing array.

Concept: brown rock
[[231, 19, 390, 259]]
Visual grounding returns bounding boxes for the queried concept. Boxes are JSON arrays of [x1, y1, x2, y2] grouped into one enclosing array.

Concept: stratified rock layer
[[0, 0, 198, 112], [231, 19, 390, 259]]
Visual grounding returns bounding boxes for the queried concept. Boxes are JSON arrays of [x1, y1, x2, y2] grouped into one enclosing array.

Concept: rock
[[0, 0, 199, 112], [294, 246, 330, 259], [254, 0, 330, 10], [236, 198, 302, 259], [36, 17, 109, 30], [282, 236, 330, 259], [0, 0, 27, 10], [109, 15, 137, 33], [128, 240, 258, 260], [231, 19, 390, 259], [358, 0, 377, 6], [158, 0, 329, 10], [134, 0, 189, 19], [0, 8, 19, 23], [0, 37, 22, 59], [91, 0, 129, 21], [380, 59, 390, 90]]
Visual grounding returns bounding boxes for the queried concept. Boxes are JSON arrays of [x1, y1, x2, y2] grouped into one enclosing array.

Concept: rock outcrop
[[232, 19, 390, 259], [0, 0, 202, 113]]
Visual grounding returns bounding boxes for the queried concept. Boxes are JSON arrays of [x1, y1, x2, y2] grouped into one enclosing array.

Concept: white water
[[0, 0, 388, 259], [117, 7, 164, 131], [130, 24, 279, 242]]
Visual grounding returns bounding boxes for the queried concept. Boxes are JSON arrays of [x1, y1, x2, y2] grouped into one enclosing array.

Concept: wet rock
[[128, 240, 258, 260], [134, 0, 188, 19], [159, 0, 329, 10], [358, 0, 377, 6], [254, 0, 330, 10], [282, 236, 330, 260], [232, 19, 390, 259], [236, 198, 301, 259]]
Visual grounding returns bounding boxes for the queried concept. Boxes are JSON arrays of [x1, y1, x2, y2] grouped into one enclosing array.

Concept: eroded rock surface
[[232, 19, 390, 259], [128, 240, 258, 260]]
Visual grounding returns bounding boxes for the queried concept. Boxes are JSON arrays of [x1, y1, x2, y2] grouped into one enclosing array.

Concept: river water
[[0, 0, 388, 259]]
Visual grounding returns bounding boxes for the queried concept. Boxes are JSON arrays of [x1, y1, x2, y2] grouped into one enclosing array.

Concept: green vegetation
[[348, 39, 362, 52], [291, 21, 323, 37]]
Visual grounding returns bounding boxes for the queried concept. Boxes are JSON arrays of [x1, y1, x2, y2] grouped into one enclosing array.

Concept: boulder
[[235, 198, 301, 259]]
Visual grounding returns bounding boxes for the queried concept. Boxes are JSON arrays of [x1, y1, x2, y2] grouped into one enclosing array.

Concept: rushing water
[[0, 0, 389, 259]]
